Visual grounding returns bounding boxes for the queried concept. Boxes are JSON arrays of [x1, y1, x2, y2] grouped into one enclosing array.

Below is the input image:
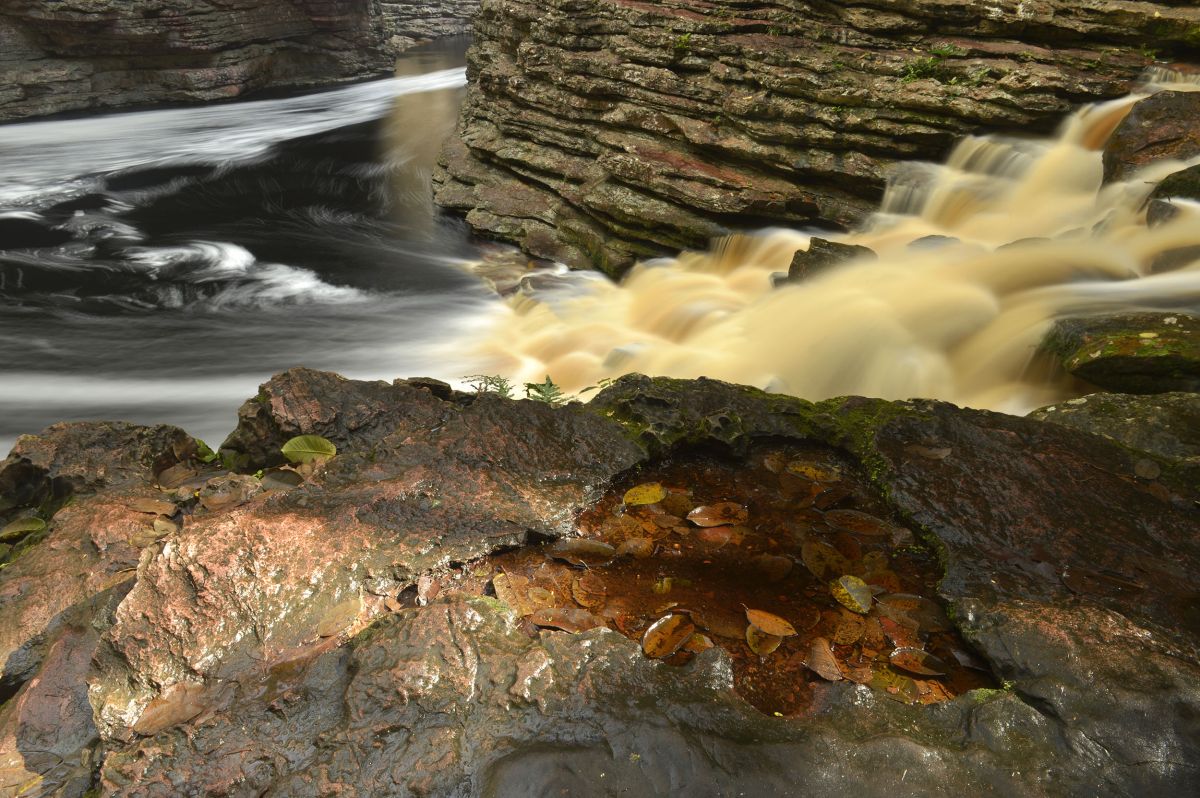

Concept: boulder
[[1, 373, 1198, 795], [1104, 91, 1200, 183], [1041, 312, 1200, 393], [1031, 391, 1200, 468], [785, 238, 877, 283]]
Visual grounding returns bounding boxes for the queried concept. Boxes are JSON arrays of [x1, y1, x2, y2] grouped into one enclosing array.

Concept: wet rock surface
[[0, 0, 480, 122], [434, 0, 1199, 274], [1103, 91, 1200, 184], [1, 372, 1198, 795], [1032, 391, 1200, 468], [786, 238, 877, 283], [1042, 312, 1200, 393]]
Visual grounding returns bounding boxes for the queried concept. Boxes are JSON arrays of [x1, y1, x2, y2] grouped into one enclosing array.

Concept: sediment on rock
[[0, 0, 480, 122], [434, 0, 1200, 275]]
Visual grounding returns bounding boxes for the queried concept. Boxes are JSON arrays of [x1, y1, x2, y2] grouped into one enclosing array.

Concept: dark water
[[0, 39, 500, 454]]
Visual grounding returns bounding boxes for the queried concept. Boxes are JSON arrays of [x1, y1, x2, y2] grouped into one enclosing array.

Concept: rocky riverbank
[[433, 0, 1200, 274], [1, 369, 1198, 795], [0, 0, 479, 122]]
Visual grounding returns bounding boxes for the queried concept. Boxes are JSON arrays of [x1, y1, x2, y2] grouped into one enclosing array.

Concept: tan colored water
[[473, 69, 1200, 414]]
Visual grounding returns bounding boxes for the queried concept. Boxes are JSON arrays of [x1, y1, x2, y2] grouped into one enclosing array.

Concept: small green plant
[[576, 377, 617, 396], [902, 56, 945, 82], [525, 375, 566, 405], [929, 42, 965, 58], [464, 374, 514, 399], [1138, 44, 1160, 60], [673, 32, 692, 55]]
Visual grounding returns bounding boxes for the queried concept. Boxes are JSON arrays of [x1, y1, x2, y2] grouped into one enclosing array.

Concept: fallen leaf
[[786, 462, 841, 482], [548, 538, 616, 567], [753, 554, 794, 582], [128, 498, 177, 516], [0, 517, 46, 542], [152, 516, 180, 537], [861, 616, 886, 650], [280, 434, 337, 465], [823, 509, 895, 537], [831, 611, 867, 645], [801, 540, 849, 581], [530, 608, 606, 633], [746, 625, 783, 656], [830, 575, 873, 614], [879, 615, 922, 649], [616, 537, 655, 558], [745, 608, 797, 637], [684, 633, 715, 654], [695, 525, 734, 546], [527, 587, 556, 610], [877, 594, 952, 632], [642, 614, 696, 658], [805, 637, 843, 681], [623, 482, 667, 506], [571, 574, 607, 609], [492, 572, 532, 614], [687, 502, 748, 527], [869, 668, 919, 702], [156, 463, 197, 489], [261, 469, 304, 492], [416, 575, 441, 606], [890, 647, 949, 676]]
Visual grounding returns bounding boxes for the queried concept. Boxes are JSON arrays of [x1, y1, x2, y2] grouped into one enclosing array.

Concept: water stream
[[2, 48, 1199, 454]]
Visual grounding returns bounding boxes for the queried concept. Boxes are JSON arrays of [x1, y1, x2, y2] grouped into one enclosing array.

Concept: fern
[[464, 374, 515, 399], [525, 375, 565, 405]]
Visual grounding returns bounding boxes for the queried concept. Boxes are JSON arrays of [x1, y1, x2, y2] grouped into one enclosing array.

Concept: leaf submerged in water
[[616, 537, 655, 558], [745, 608, 797, 637], [889, 647, 949, 677], [623, 482, 667, 506], [801, 540, 849, 581], [746, 625, 783, 656], [548, 538, 616, 567], [530, 607, 606, 633], [805, 637, 842, 681], [686, 502, 748, 527], [642, 614, 695, 658], [571, 573, 607, 609], [830, 575, 873, 614]]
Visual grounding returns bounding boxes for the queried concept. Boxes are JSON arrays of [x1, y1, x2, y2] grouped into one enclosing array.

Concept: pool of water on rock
[[455, 442, 994, 716]]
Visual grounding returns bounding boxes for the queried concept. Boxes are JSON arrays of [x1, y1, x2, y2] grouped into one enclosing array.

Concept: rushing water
[[2, 50, 1199, 455], [0, 39, 491, 454], [477, 69, 1200, 416]]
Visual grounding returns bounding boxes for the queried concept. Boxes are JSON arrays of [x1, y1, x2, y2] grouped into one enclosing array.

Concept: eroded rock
[[1104, 91, 1200, 183], [1041, 312, 1200, 393]]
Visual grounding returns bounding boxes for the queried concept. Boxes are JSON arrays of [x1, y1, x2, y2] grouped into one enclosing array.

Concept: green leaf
[[194, 439, 219, 464], [280, 435, 337, 464], [0, 517, 46, 542]]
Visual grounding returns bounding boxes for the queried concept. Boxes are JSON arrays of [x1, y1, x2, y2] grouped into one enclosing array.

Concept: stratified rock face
[[0, 0, 480, 122], [434, 0, 1200, 275]]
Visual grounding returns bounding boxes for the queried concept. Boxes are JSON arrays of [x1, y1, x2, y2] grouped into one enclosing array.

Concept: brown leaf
[[530, 608, 606, 633], [831, 611, 867, 645], [805, 637, 843, 681], [641, 614, 696, 658], [753, 554, 794, 582], [877, 593, 952, 632], [786, 462, 841, 482], [830, 575, 873, 614], [492, 572, 532, 615], [745, 608, 797, 637], [616, 537, 655, 558], [879, 615, 922, 649], [686, 502, 748, 527], [861, 616, 886, 650], [869, 668, 919, 702], [746, 625, 783, 656], [548, 538, 616, 567], [801, 540, 849, 581], [571, 573, 608, 609], [889, 647, 949, 677], [695, 525, 734, 546], [416, 575, 441, 606], [823, 509, 895, 537], [684, 633, 715, 654]]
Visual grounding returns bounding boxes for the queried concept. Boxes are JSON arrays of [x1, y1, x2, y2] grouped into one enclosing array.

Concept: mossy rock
[[1041, 313, 1200, 393]]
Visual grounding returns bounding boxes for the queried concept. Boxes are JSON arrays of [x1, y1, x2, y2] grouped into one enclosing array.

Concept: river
[[2, 43, 1199, 455]]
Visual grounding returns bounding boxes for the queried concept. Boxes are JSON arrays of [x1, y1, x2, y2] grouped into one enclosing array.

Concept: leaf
[[823, 509, 895, 537], [0, 517, 45, 542], [745, 608, 797, 637], [616, 537, 655, 558], [801, 540, 849, 581], [623, 482, 667, 506], [804, 637, 843, 681], [153, 516, 180, 537], [889, 647, 949, 677], [524, 375, 565, 405], [877, 594, 952, 632], [128, 498, 177, 516], [156, 463, 197, 489], [753, 554, 793, 582], [641, 614, 696, 658], [869, 668, 919, 702], [133, 682, 208, 736], [571, 574, 607, 609], [831, 611, 867, 645], [861, 616, 886, 650], [526, 587, 555, 610], [684, 633, 715, 654], [786, 461, 841, 482], [879, 615, 922, 649], [530, 608, 605, 632], [652, 577, 673, 595], [261, 469, 304, 492], [830, 575, 873, 614], [746, 625, 783, 656], [280, 435, 337, 464], [695, 525, 734, 546], [491, 572, 529, 614], [548, 538, 615, 567], [686, 502, 748, 527]]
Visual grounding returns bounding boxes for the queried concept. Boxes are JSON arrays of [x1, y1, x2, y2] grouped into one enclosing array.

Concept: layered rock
[[1, 371, 1199, 794], [434, 0, 1200, 274], [0, 0, 479, 122]]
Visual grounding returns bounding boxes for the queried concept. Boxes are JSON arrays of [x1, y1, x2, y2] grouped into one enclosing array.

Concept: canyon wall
[[433, 0, 1200, 275], [0, 0, 478, 122]]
